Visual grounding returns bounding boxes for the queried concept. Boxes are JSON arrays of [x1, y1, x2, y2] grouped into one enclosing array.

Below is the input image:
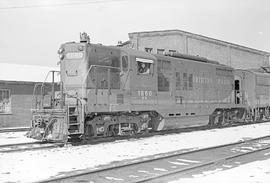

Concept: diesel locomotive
[[28, 33, 270, 142]]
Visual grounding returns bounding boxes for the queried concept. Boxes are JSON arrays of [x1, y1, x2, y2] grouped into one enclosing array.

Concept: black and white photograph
[[0, 0, 270, 182]]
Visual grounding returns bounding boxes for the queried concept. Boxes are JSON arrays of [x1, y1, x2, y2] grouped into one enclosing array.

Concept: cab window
[[121, 55, 129, 72], [136, 58, 153, 75]]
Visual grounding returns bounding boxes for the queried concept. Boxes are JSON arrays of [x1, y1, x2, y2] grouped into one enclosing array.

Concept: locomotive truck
[[28, 33, 270, 142]]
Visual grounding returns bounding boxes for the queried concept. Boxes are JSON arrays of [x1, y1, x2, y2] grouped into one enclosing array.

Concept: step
[[68, 131, 82, 135], [69, 123, 80, 126]]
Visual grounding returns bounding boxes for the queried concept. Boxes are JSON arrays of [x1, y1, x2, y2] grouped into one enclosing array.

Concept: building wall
[[137, 34, 186, 53], [0, 81, 56, 128], [187, 37, 228, 65], [128, 30, 270, 69], [0, 95, 33, 127]]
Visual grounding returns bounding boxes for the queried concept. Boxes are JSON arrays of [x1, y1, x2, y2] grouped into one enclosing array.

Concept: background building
[[127, 30, 270, 69], [0, 63, 59, 128]]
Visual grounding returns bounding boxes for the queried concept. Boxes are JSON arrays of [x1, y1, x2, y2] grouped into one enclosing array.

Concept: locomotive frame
[[28, 33, 270, 142]]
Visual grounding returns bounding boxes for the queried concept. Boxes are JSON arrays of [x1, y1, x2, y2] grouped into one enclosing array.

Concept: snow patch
[[1, 122, 270, 182], [169, 159, 270, 183]]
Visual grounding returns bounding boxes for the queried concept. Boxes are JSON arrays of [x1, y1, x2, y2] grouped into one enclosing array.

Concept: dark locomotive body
[[28, 34, 270, 142]]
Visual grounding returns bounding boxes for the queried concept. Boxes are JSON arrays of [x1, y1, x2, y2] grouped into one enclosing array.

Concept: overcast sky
[[0, 0, 269, 67]]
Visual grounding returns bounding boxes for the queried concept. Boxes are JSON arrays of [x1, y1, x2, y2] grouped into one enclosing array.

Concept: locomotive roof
[[236, 68, 270, 76], [153, 53, 232, 69], [118, 46, 156, 60], [117, 46, 231, 69], [86, 44, 156, 60], [81, 43, 232, 69]]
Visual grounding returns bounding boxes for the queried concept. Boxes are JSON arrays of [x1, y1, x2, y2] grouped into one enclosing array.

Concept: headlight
[[59, 54, 65, 60], [58, 47, 64, 54]]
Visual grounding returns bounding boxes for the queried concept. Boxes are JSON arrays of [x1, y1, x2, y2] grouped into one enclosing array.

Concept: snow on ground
[[1, 123, 270, 182], [0, 132, 37, 145], [169, 158, 270, 183]]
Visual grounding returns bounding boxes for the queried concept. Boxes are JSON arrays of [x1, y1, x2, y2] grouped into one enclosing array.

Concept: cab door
[[95, 66, 110, 106], [107, 53, 130, 107]]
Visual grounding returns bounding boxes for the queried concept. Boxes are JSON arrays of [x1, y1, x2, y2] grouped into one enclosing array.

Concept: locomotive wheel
[[84, 112, 156, 138], [105, 123, 139, 137]]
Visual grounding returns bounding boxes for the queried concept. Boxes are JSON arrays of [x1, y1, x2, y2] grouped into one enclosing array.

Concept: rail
[[0, 142, 65, 153]]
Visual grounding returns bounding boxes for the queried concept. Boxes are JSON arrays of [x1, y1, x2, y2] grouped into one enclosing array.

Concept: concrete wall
[[128, 30, 270, 69], [0, 94, 33, 127], [137, 34, 186, 53], [0, 81, 35, 127]]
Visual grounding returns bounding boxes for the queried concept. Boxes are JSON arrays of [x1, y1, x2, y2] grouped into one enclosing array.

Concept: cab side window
[[137, 62, 151, 74], [136, 58, 153, 75]]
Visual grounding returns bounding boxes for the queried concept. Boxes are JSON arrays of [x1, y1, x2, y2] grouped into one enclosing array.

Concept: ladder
[[67, 106, 81, 135]]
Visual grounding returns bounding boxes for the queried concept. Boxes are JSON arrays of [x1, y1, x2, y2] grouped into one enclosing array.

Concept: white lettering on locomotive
[[65, 52, 84, 59], [138, 90, 153, 100]]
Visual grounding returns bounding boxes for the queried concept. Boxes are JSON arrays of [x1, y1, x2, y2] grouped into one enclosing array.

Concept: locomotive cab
[[83, 47, 161, 138]]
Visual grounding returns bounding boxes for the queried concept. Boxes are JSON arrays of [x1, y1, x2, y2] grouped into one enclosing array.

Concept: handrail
[[121, 69, 131, 90], [32, 70, 60, 110]]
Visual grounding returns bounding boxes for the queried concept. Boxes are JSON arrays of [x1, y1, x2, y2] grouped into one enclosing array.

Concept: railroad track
[[0, 141, 65, 153], [38, 135, 270, 183], [0, 127, 30, 133]]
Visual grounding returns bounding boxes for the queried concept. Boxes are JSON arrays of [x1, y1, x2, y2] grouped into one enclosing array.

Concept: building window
[[0, 89, 11, 114], [157, 49, 165, 54], [145, 48, 153, 53]]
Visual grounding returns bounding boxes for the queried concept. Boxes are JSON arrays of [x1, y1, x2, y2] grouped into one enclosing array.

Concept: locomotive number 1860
[[137, 90, 152, 100]]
